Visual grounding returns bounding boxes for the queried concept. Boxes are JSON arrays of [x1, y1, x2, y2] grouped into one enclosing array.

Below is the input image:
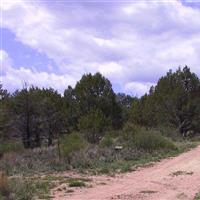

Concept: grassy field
[[0, 141, 198, 199], [0, 128, 199, 199], [0, 173, 94, 200]]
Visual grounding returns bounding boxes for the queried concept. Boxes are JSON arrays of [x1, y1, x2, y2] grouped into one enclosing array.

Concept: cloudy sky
[[1, 0, 200, 96]]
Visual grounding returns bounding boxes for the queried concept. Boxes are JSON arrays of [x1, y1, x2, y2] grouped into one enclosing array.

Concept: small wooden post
[[114, 146, 123, 160]]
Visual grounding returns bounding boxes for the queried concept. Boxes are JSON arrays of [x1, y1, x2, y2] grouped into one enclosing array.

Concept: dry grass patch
[[0, 171, 9, 197], [140, 190, 157, 194], [170, 170, 193, 177], [194, 192, 200, 200]]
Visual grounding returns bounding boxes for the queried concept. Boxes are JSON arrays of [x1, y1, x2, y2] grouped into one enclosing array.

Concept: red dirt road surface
[[52, 145, 200, 200]]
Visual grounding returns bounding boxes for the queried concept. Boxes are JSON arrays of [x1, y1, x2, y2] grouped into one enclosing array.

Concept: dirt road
[[52, 145, 200, 200]]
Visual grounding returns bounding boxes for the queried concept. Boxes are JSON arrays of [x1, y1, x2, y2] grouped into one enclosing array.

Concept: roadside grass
[[84, 152, 173, 175], [0, 129, 199, 199], [61, 177, 91, 188], [194, 192, 200, 200], [66, 189, 74, 193], [0, 140, 24, 156], [0, 139, 198, 199], [0, 175, 92, 199], [0, 175, 56, 200], [0, 135, 198, 177], [0, 147, 68, 176], [77, 140, 199, 175], [170, 170, 193, 177], [68, 180, 86, 187]]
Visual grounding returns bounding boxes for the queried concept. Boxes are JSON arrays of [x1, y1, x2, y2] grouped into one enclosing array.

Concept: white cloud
[[1, 50, 76, 93], [2, 0, 200, 96], [98, 62, 123, 78], [125, 81, 155, 97]]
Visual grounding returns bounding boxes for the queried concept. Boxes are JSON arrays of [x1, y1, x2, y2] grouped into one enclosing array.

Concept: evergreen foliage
[[0, 67, 199, 149]]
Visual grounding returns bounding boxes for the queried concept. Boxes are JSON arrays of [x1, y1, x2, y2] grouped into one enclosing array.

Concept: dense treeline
[[0, 66, 200, 148]]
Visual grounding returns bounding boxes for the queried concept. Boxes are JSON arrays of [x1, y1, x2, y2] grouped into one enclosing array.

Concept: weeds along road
[[52, 145, 200, 200]]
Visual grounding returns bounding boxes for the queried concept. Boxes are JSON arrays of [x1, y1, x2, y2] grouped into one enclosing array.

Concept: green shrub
[[158, 126, 181, 141], [133, 130, 177, 152], [68, 180, 86, 187], [9, 179, 35, 200], [122, 122, 139, 140], [99, 134, 114, 148], [78, 109, 111, 143], [123, 122, 139, 133], [195, 192, 200, 200], [120, 162, 132, 172], [0, 147, 67, 175], [60, 133, 87, 163], [7, 177, 53, 200], [0, 141, 24, 155]]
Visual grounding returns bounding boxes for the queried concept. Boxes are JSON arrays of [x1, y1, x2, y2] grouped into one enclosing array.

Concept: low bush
[[158, 126, 181, 141], [132, 130, 177, 152], [0, 147, 67, 175], [60, 133, 88, 164], [99, 134, 114, 148], [0, 129, 192, 177], [0, 140, 24, 156], [121, 122, 139, 140], [68, 180, 86, 187], [0, 177, 54, 200], [69, 144, 145, 171], [78, 109, 111, 143]]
